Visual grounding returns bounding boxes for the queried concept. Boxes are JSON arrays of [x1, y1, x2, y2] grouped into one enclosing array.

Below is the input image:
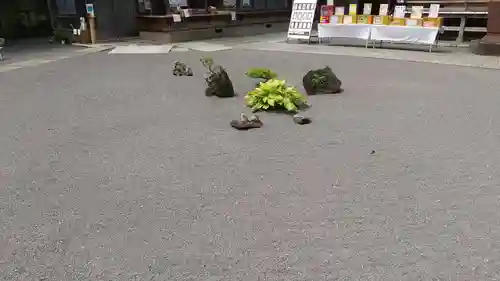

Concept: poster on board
[[287, 0, 317, 41]]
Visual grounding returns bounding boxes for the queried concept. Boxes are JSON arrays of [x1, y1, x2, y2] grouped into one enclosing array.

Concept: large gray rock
[[204, 65, 235, 98], [302, 66, 342, 95]]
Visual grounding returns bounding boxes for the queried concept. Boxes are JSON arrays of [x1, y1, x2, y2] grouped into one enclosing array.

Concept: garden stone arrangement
[[172, 56, 343, 131]]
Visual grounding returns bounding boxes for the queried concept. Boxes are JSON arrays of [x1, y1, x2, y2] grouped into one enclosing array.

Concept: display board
[[287, 0, 317, 40]]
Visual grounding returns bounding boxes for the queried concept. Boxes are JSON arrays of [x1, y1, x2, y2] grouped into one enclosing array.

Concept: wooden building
[[1, 0, 491, 44], [137, 0, 293, 42], [50, 0, 138, 41], [0, 0, 138, 41], [51, 0, 292, 43]]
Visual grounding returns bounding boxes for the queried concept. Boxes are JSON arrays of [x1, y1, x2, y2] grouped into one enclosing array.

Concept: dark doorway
[[0, 0, 53, 39], [91, 0, 138, 41]]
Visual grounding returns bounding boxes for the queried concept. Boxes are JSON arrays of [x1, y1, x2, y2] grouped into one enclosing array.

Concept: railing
[[406, 0, 488, 12], [405, 0, 488, 42]]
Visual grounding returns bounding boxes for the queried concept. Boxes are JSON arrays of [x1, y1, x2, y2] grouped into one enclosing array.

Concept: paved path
[[0, 44, 111, 73], [106, 33, 500, 70], [1, 47, 500, 280]]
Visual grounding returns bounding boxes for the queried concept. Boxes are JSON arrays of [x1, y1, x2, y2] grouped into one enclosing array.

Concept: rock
[[172, 61, 193, 76], [302, 66, 342, 95], [293, 114, 312, 125], [230, 114, 263, 130], [248, 114, 263, 127], [204, 65, 235, 98]]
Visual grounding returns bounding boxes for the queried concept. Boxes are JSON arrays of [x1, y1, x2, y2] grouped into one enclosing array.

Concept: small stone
[[172, 61, 193, 76], [293, 114, 312, 125], [230, 113, 262, 130]]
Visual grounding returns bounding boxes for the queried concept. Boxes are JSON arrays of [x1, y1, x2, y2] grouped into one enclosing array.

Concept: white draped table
[[369, 25, 440, 52], [317, 24, 440, 52], [318, 24, 372, 47]]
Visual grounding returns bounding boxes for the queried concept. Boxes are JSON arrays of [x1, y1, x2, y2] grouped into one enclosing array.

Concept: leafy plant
[[245, 68, 278, 81], [245, 79, 307, 113], [200, 56, 214, 72], [311, 73, 327, 89]]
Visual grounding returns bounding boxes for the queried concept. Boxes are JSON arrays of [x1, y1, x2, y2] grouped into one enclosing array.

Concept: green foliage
[[311, 70, 330, 90], [245, 79, 307, 113], [245, 68, 278, 81], [200, 56, 214, 71], [311, 73, 327, 89]]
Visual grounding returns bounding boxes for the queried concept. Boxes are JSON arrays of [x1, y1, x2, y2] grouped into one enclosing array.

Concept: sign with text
[[379, 4, 388, 15], [287, 0, 317, 40], [85, 4, 95, 17], [363, 3, 372, 15], [411, 6, 423, 18], [429, 4, 440, 18], [394, 5, 405, 18], [349, 4, 357, 15]]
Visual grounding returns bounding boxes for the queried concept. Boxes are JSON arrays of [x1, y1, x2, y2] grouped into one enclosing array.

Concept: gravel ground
[[1, 50, 500, 280], [0, 43, 85, 64]]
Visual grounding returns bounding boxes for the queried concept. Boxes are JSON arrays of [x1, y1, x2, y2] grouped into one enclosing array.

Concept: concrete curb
[[73, 43, 115, 50], [239, 42, 500, 71], [0, 45, 113, 73]]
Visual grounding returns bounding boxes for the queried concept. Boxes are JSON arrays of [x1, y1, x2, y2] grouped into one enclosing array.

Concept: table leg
[[457, 15, 467, 44]]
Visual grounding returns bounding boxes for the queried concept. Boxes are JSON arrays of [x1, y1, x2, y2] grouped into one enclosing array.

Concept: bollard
[[89, 16, 97, 44]]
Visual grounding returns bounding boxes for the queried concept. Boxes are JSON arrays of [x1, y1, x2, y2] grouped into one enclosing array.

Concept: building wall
[[137, 0, 291, 15], [51, 0, 139, 40]]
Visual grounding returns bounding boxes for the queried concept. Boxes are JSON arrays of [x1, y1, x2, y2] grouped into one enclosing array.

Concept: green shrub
[[200, 56, 214, 71], [245, 68, 278, 81], [311, 72, 328, 89], [245, 79, 307, 113]]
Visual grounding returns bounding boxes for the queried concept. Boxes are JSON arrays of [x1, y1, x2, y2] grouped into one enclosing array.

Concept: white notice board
[[287, 0, 317, 40]]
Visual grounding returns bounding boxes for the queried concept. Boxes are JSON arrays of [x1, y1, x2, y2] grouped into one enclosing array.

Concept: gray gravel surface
[[1, 50, 500, 280], [0, 43, 85, 64]]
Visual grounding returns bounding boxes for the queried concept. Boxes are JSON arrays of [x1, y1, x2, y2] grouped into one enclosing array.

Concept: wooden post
[[89, 16, 97, 44], [471, 0, 500, 55]]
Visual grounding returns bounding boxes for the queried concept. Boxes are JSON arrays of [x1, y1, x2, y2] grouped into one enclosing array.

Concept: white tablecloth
[[370, 25, 439, 44], [318, 24, 372, 40]]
